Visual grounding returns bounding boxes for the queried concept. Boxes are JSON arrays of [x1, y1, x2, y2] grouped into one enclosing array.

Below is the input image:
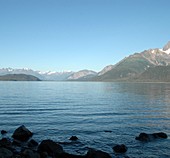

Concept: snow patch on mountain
[[160, 48, 170, 55], [151, 50, 155, 54]]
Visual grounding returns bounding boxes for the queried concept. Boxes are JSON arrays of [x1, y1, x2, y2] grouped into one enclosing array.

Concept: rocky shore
[[0, 125, 168, 158]]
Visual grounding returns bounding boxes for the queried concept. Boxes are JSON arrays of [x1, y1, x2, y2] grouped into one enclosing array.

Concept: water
[[0, 82, 170, 158]]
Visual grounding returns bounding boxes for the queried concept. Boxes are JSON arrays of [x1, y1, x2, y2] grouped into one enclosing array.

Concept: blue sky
[[0, 0, 170, 72]]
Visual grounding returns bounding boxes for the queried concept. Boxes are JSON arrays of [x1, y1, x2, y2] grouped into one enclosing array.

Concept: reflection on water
[[0, 82, 170, 158]]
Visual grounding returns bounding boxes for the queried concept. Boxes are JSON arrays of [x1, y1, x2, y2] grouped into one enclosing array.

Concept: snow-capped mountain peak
[[38, 71, 57, 75], [160, 48, 170, 55]]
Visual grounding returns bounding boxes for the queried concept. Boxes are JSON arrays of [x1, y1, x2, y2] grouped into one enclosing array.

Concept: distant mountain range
[[0, 68, 74, 81], [0, 41, 170, 82]]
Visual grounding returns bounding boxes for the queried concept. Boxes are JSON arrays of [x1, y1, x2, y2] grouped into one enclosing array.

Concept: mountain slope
[[93, 41, 170, 81], [136, 65, 170, 82], [0, 74, 41, 81], [67, 70, 97, 80], [94, 54, 154, 81], [98, 65, 114, 76], [163, 41, 170, 52]]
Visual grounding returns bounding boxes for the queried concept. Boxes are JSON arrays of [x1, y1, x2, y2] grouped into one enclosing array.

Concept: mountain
[[93, 41, 170, 81], [98, 65, 114, 76], [136, 65, 170, 82], [0, 68, 74, 81], [0, 74, 41, 81], [163, 41, 170, 52], [1, 41, 170, 82], [67, 70, 97, 80], [93, 53, 154, 81], [0, 68, 96, 81]]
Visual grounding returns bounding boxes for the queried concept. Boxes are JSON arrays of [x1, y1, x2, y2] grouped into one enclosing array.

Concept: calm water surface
[[0, 82, 170, 158]]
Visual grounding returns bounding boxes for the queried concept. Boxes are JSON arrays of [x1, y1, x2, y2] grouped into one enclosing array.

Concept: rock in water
[[135, 133, 150, 141], [12, 125, 33, 142], [1, 130, 7, 135], [136, 132, 168, 141], [69, 136, 78, 141], [104, 130, 112, 133], [113, 144, 128, 153], [153, 132, 168, 139], [38, 139, 64, 157], [86, 148, 112, 158]]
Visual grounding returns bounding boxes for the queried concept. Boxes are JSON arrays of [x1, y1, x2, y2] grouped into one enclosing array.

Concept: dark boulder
[[22, 149, 40, 158], [136, 132, 168, 141], [0, 147, 13, 158], [12, 139, 22, 147], [135, 133, 150, 141], [39, 152, 49, 158], [38, 139, 64, 157], [153, 132, 168, 139], [69, 136, 79, 141], [28, 139, 39, 148], [113, 144, 128, 153], [12, 125, 33, 142], [1, 130, 7, 135], [86, 149, 112, 158], [0, 138, 12, 148]]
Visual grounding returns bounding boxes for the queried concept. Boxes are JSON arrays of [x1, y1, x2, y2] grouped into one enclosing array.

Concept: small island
[[0, 74, 41, 81]]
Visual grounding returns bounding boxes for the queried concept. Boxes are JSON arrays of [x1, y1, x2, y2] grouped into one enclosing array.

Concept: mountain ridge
[[0, 68, 74, 81], [1, 41, 170, 82], [67, 70, 97, 80], [92, 41, 170, 82]]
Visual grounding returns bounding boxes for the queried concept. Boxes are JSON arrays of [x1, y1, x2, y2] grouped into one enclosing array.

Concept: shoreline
[[0, 125, 168, 158]]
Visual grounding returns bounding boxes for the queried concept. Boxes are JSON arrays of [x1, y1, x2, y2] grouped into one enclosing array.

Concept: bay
[[0, 82, 170, 157]]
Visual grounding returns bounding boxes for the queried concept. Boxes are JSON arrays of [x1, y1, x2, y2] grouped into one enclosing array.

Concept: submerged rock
[[104, 130, 112, 133], [38, 139, 64, 157], [113, 144, 128, 153], [136, 132, 168, 141], [12, 125, 33, 142], [69, 136, 79, 141], [86, 148, 112, 158]]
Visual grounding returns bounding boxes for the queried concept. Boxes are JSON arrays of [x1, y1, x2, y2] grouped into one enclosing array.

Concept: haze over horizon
[[0, 0, 170, 72]]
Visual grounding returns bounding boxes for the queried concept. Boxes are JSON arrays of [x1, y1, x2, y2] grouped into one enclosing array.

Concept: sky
[[0, 0, 170, 72]]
